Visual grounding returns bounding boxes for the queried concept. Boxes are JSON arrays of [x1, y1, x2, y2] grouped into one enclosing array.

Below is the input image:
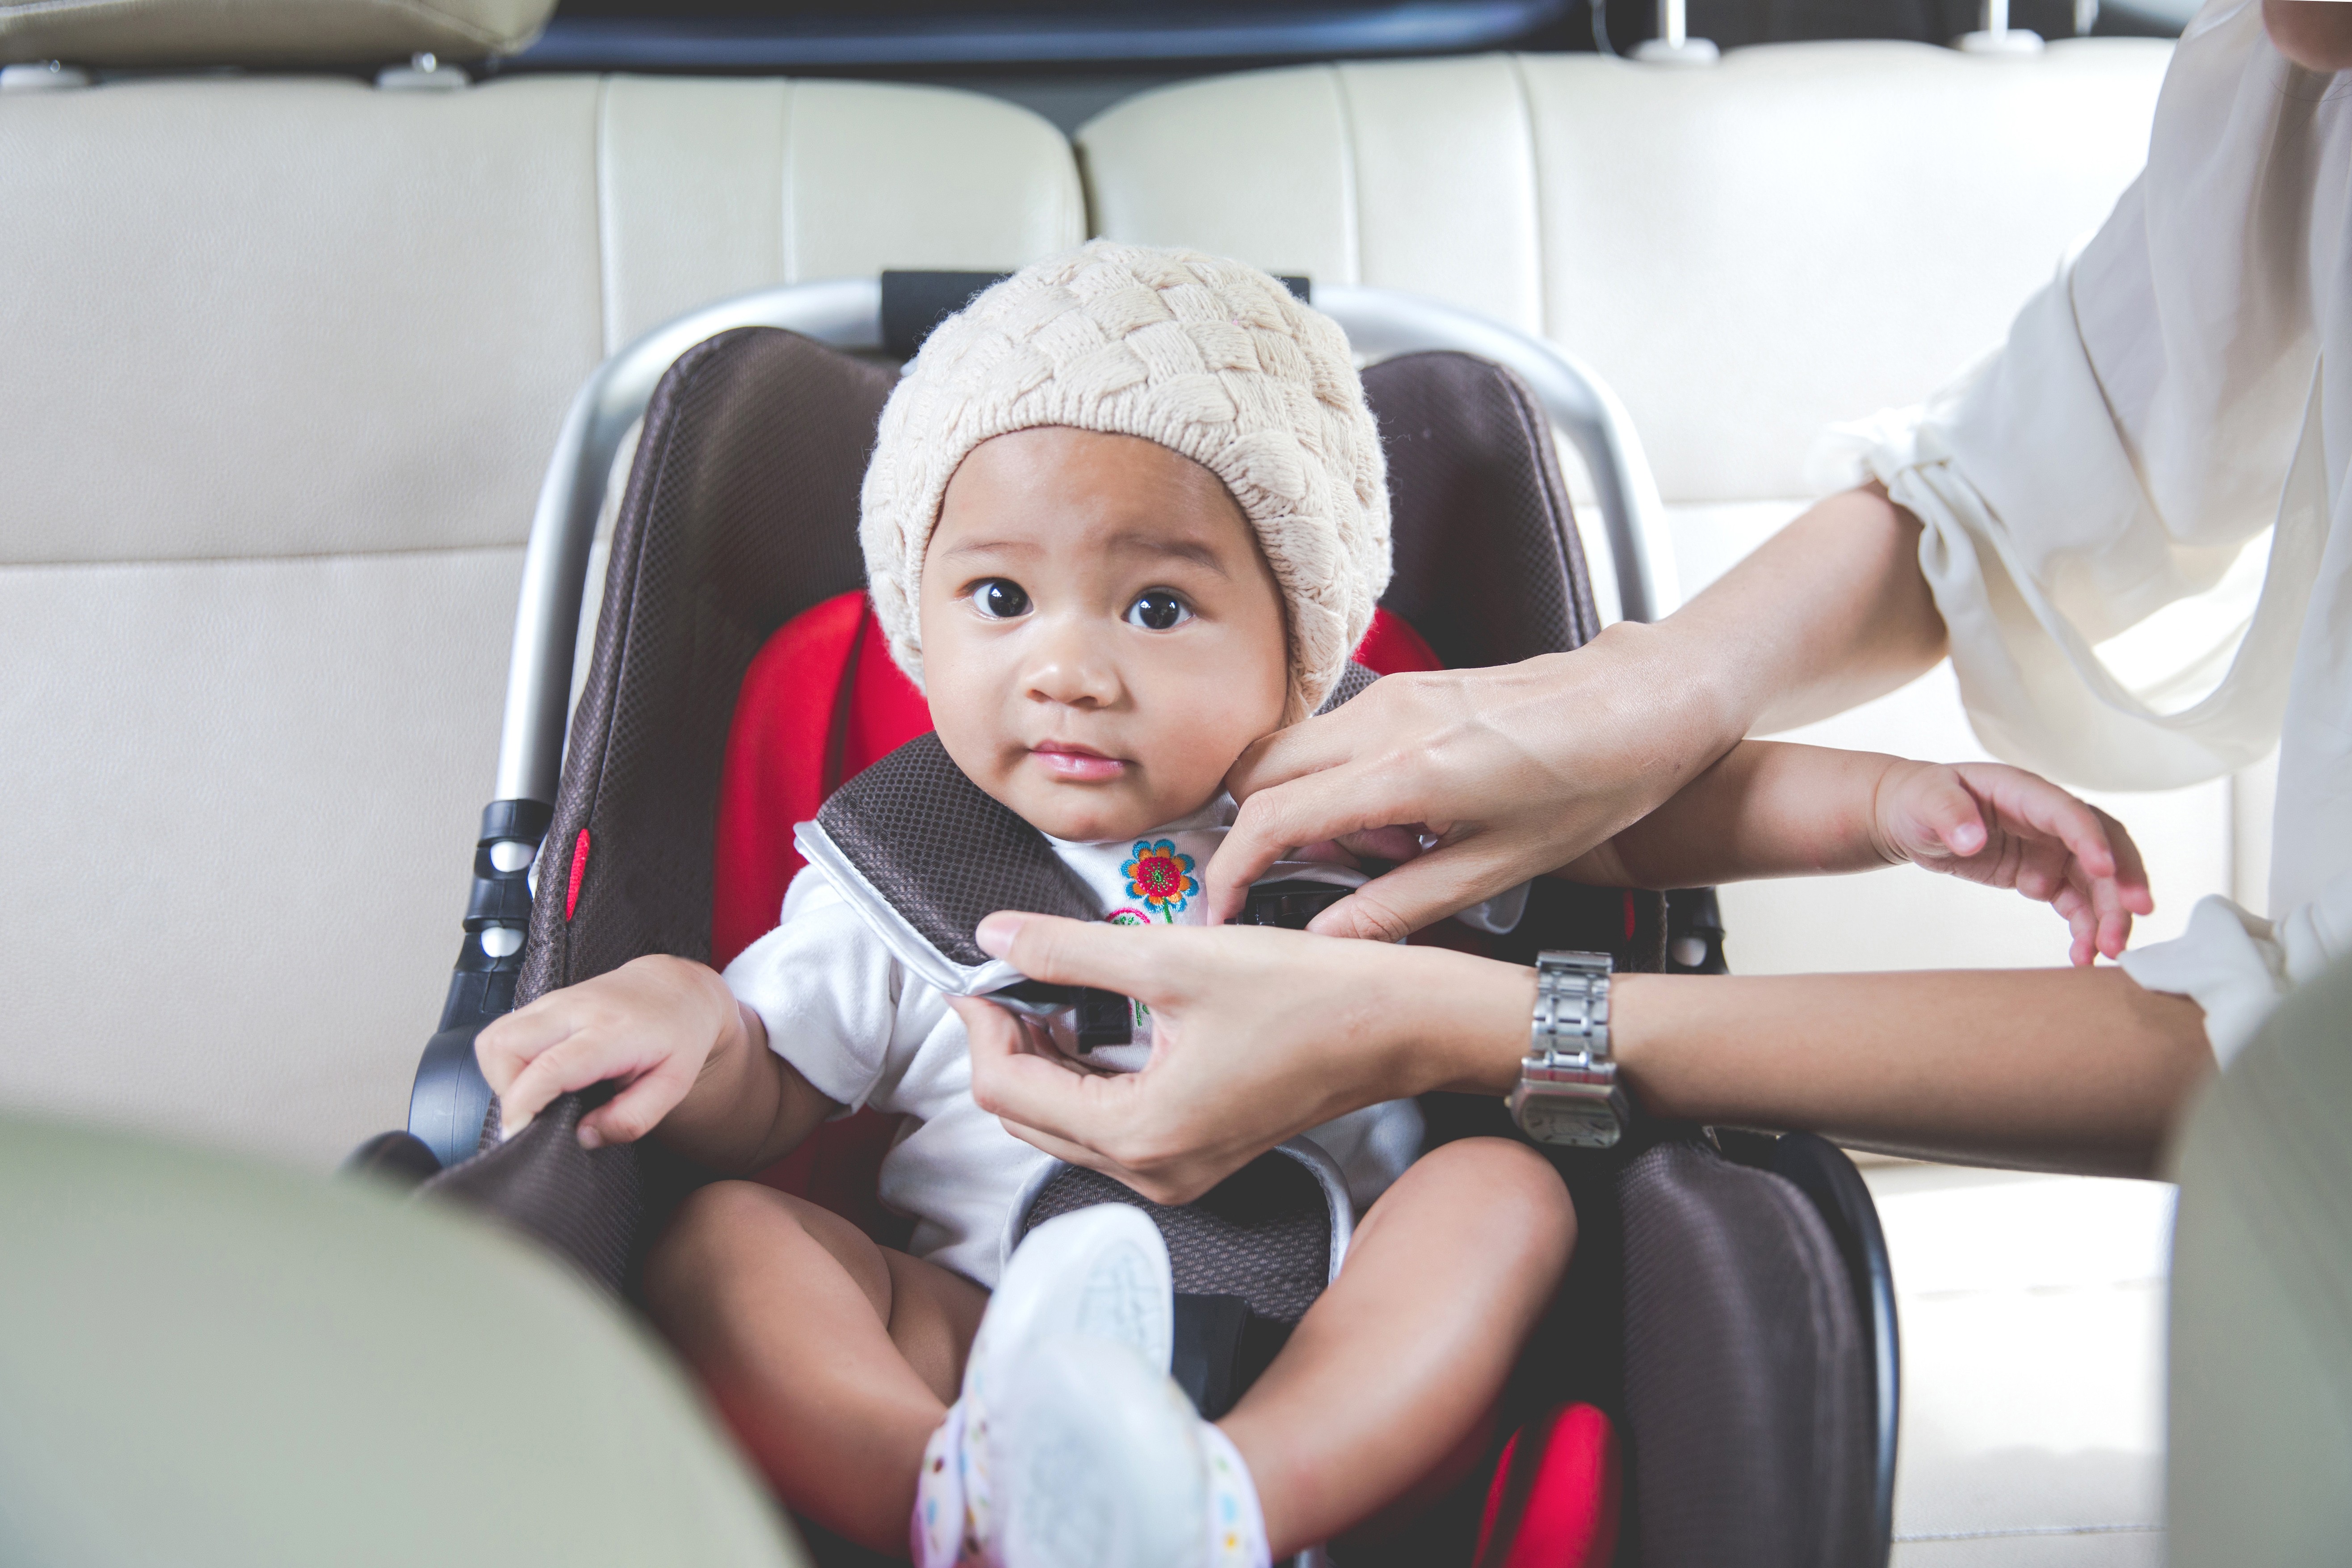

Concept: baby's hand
[[1873, 760, 2153, 966], [475, 953, 749, 1147]]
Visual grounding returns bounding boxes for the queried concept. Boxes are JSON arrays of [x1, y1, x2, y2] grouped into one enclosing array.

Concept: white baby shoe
[[987, 1335, 1272, 1568], [913, 1204, 1177, 1568]]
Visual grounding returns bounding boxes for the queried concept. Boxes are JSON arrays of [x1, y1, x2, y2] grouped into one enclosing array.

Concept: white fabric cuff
[[2120, 896, 2290, 1068], [2119, 875, 2352, 1068]]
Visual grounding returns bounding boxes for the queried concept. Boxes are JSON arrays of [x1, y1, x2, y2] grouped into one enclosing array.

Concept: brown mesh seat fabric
[[1618, 1141, 1877, 1568], [1017, 1155, 1335, 1327]]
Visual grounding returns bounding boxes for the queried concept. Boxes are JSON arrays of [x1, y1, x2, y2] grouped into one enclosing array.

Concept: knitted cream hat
[[859, 240, 1391, 719]]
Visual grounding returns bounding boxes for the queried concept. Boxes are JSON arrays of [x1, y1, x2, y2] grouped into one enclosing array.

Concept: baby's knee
[[667, 1176, 786, 1248], [647, 1180, 793, 1306], [1422, 1136, 1577, 1257]]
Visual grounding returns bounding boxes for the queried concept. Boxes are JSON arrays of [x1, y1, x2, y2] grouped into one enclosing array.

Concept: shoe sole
[[995, 1337, 1205, 1568], [970, 1204, 1174, 1409]]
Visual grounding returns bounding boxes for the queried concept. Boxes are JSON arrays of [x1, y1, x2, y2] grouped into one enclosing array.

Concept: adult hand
[[1207, 626, 1731, 941], [951, 911, 1533, 1204], [1206, 486, 1950, 942]]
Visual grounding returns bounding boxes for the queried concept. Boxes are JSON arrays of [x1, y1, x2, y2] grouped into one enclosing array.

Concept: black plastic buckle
[[1235, 878, 1352, 931], [981, 978, 1134, 1053]]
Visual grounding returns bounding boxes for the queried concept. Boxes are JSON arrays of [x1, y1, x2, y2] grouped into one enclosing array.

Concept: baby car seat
[[357, 307, 1895, 1568]]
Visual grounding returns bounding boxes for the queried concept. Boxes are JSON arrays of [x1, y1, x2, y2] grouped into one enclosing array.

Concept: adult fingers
[[973, 911, 1173, 1000], [1205, 763, 1427, 924], [956, 995, 1145, 1156], [1222, 699, 1381, 802], [1302, 838, 1527, 943], [1330, 825, 1430, 865]]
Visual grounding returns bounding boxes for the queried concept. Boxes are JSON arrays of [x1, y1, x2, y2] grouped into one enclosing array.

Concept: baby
[[480, 243, 2148, 1568]]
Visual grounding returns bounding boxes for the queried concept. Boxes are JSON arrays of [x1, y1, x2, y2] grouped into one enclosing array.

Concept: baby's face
[[919, 426, 1289, 843]]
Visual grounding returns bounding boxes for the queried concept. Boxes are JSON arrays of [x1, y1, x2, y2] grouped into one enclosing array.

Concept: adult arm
[[1208, 483, 1946, 940], [956, 913, 2209, 1204]]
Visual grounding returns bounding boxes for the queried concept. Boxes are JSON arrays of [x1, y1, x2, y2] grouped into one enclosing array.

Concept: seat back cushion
[[1618, 1140, 1875, 1568], [0, 71, 1081, 1169], [1079, 43, 2170, 510]]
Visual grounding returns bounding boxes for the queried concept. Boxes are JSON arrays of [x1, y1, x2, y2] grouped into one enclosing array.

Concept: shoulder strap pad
[[794, 664, 1381, 993], [797, 731, 1100, 992], [1317, 662, 1378, 715]]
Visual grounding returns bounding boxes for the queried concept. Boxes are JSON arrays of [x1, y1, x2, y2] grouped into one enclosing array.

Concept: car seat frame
[[405, 274, 1686, 1169], [353, 280, 1897, 1568]]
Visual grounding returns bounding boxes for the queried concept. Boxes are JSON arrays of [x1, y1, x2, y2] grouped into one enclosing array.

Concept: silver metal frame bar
[[495, 278, 884, 804], [492, 278, 1674, 808], [1312, 283, 1677, 626]]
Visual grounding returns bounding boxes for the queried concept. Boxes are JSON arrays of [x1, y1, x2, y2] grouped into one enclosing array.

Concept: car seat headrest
[[0, 0, 554, 68]]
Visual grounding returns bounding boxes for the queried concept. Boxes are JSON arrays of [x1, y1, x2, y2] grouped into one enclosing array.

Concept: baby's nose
[[1025, 620, 1122, 706]]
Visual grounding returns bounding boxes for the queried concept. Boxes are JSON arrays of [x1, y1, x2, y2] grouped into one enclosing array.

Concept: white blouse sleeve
[[2121, 871, 2352, 1068], [1814, 0, 2329, 793]]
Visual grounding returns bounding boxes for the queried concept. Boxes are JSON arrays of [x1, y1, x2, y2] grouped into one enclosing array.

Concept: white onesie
[[721, 794, 1434, 1289]]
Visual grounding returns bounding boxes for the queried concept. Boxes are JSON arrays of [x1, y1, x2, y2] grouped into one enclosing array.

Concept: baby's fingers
[[1968, 765, 2125, 883], [474, 1000, 579, 1101], [576, 1061, 697, 1149], [1904, 769, 1989, 858], [497, 1029, 648, 1139], [2051, 875, 2099, 967], [2101, 807, 2155, 916]]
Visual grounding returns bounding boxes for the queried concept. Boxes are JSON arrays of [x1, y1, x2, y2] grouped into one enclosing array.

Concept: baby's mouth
[[1028, 742, 1128, 782]]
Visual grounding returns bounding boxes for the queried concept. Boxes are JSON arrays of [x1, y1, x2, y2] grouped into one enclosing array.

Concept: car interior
[[1, 0, 2218, 1562]]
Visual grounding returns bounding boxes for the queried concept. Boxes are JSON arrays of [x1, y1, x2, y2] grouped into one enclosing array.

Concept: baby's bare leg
[[1221, 1137, 1575, 1556], [645, 1179, 988, 1553]]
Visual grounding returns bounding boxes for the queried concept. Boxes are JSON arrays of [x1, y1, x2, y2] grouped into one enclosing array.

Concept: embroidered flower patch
[[1122, 839, 1197, 920]]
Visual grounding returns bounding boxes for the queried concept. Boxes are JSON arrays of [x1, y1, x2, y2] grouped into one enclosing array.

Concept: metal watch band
[[1508, 950, 1630, 1148]]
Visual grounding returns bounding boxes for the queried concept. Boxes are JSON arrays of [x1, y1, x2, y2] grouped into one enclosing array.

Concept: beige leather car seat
[[0, 0, 1083, 1168]]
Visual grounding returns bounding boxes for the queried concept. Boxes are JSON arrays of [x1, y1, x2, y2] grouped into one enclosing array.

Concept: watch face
[[1518, 1093, 1624, 1149]]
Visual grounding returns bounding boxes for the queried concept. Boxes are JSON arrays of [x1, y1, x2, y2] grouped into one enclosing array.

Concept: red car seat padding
[[709, 589, 1442, 1238], [1474, 1403, 1621, 1568]]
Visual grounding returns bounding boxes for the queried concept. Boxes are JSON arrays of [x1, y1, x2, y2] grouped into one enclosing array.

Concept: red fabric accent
[[1623, 890, 1638, 942], [1475, 1404, 1621, 1568], [707, 597, 1445, 1241], [1352, 605, 1445, 676], [564, 829, 590, 922], [710, 591, 868, 971], [709, 590, 931, 1243], [842, 597, 933, 781]]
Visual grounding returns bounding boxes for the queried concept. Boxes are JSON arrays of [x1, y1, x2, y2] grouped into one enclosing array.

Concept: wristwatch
[[1508, 950, 1630, 1148]]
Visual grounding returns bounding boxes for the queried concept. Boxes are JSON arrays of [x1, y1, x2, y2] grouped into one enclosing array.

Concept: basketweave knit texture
[[860, 240, 1392, 719]]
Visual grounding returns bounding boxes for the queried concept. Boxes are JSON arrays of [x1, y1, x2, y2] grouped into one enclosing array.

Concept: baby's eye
[[970, 579, 1031, 619], [1126, 590, 1193, 631]]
